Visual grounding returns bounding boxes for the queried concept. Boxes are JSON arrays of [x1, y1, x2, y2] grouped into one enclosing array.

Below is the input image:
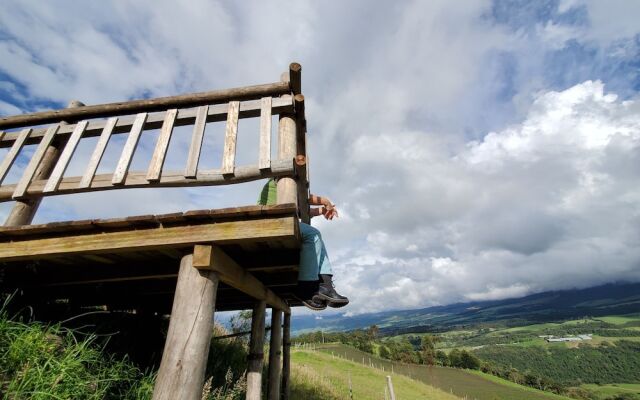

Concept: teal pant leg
[[298, 222, 333, 281]]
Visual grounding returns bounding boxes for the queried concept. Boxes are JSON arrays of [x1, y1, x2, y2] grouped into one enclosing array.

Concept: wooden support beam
[[193, 244, 290, 313], [246, 300, 266, 400], [0, 82, 291, 130], [0, 128, 30, 185], [267, 309, 282, 400], [281, 312, 291, 400], [112, 113, 147, 185], [152, 253, 218, 400], [0, 216, 297, 262], [43, 120, 88, 193], [289, 63, 302, 96], [277, 112, 297, 206]]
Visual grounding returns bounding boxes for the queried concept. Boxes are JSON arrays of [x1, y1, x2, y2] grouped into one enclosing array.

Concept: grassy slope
[[317, 343, 569, 400], [580, 383, 640, 400], [292, 349, 459, 400]]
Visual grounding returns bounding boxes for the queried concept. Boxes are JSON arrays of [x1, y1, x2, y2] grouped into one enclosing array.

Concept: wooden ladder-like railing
[[0, 63, 310, 223]]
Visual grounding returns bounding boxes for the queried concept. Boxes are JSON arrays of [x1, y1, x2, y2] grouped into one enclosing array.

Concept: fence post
[[386, 376, 396, 400]]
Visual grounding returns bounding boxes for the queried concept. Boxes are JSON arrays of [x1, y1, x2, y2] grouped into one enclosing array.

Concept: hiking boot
[[296, 280, 327, 311], [317, 274, 349, 307], [302, 297, 327, 311]]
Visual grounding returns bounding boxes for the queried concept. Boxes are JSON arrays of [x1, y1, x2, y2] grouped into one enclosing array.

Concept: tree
[[435, 350, 449, 366], [379, 345, 391, 359]]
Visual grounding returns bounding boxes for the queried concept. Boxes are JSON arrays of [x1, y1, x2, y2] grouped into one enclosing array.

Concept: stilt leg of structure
[[246, 300, 266, 400], [267, 309, 283, 400], [281, 312, 291, 400], [152, 253, 219, 400]]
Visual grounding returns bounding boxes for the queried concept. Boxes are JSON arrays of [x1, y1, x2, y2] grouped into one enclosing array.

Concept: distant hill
[[291, 282, 640, 335]]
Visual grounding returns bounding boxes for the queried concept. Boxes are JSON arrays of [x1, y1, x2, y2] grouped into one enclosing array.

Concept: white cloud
[[0, 1, 639, 316]]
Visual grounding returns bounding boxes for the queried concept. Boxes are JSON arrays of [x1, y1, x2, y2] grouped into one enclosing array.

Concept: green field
[[581, 383, 640, 400], [292, 348, 459, 400], [316, 343, 569, 400]]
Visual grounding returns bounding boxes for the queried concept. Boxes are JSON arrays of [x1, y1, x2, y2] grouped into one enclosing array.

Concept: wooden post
[[277, 72, 297, 207], [152, 253, 219, 400], [386, 376, 396, 400], [267, 309, 282, 400], [246, 300, 266, 400], [281, 312, 291, 400], [4, 100, 84, 226]]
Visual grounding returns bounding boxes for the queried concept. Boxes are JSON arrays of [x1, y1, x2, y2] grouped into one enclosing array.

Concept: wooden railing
[[0, 63, 310, 222]]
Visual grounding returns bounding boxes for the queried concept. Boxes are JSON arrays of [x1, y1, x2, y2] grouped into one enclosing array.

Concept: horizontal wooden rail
[[0, 82, 291, 130], [0, 96, 294, 148], [0, 158, 295, 202]]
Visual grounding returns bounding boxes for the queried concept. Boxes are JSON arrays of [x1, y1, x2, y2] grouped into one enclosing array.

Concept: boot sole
[[328, 301, 349, 308], [302, 300, 326, 311], [316, 293, 349, 304]]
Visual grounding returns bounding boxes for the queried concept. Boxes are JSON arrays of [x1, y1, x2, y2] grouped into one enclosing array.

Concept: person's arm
[[309, 194, 338, 220]]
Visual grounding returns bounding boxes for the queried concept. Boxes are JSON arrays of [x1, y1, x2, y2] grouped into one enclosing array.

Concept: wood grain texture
[[147, 109, 177, 181], [79, 117, 117, 188], [152, 254, 218, 400], [0, 128, 30, 184], [0, 96, 294, 148], [0, 158, 295, 202], [267, 310, 282, 400], [259, 97, 272, 170], [246, 301, 266, 400], [289, 62, 302, 95], [112, 113, 147, 185], [221, 101, 239, 175], [0, 81, 290, 130], [12, 125, 60, 199], [184, 106, 208, 178], [0, 216, 297, 262], [43, 120, 88, 193]]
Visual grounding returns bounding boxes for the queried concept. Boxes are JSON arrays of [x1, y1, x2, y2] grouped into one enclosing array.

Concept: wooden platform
[[0, 204, 303, 313]]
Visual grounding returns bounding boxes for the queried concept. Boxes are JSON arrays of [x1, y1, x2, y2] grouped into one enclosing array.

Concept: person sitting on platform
[[258, 178, 349, 311]]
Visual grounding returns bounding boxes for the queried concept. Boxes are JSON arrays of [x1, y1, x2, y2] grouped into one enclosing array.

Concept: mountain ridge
[[291, 282, 640, 335]]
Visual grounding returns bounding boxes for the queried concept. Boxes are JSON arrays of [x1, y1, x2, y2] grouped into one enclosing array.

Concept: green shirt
[[257, 179, 277, 205]]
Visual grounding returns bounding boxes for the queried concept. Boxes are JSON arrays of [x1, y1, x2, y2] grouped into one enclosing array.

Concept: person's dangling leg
[[299, 222, 349, 308], [297, 222, 326, 310]]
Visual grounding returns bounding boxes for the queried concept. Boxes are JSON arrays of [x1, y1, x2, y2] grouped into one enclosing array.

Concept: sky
[[0, 0, 639, 315]]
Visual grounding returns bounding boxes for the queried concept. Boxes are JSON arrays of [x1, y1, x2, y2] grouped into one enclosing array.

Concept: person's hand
[[322, 204, 338, 220]]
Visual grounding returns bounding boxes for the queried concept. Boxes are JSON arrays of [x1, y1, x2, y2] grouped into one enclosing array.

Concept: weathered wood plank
[[79, 117, 117, 188], [192, 245, 290, 313], [0, 96, 295, 148], [147, 109, 177, 181], [246, 301, 266, 400], [259, 97, 272, 170], [112, 113, 147, 185], [43, 120, 88, 193], [289, 62, 302, 95], [12, 125, 60, 199], [0, 158, 295, 202], [152, 254, 218, 400], [0, 81, 290, 130], [267, 310, 282, 400], [0, 216, 297, 261], [221, 101, 239, 175], [0, 128, 30, 184], [184, 105, 208, 178]]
